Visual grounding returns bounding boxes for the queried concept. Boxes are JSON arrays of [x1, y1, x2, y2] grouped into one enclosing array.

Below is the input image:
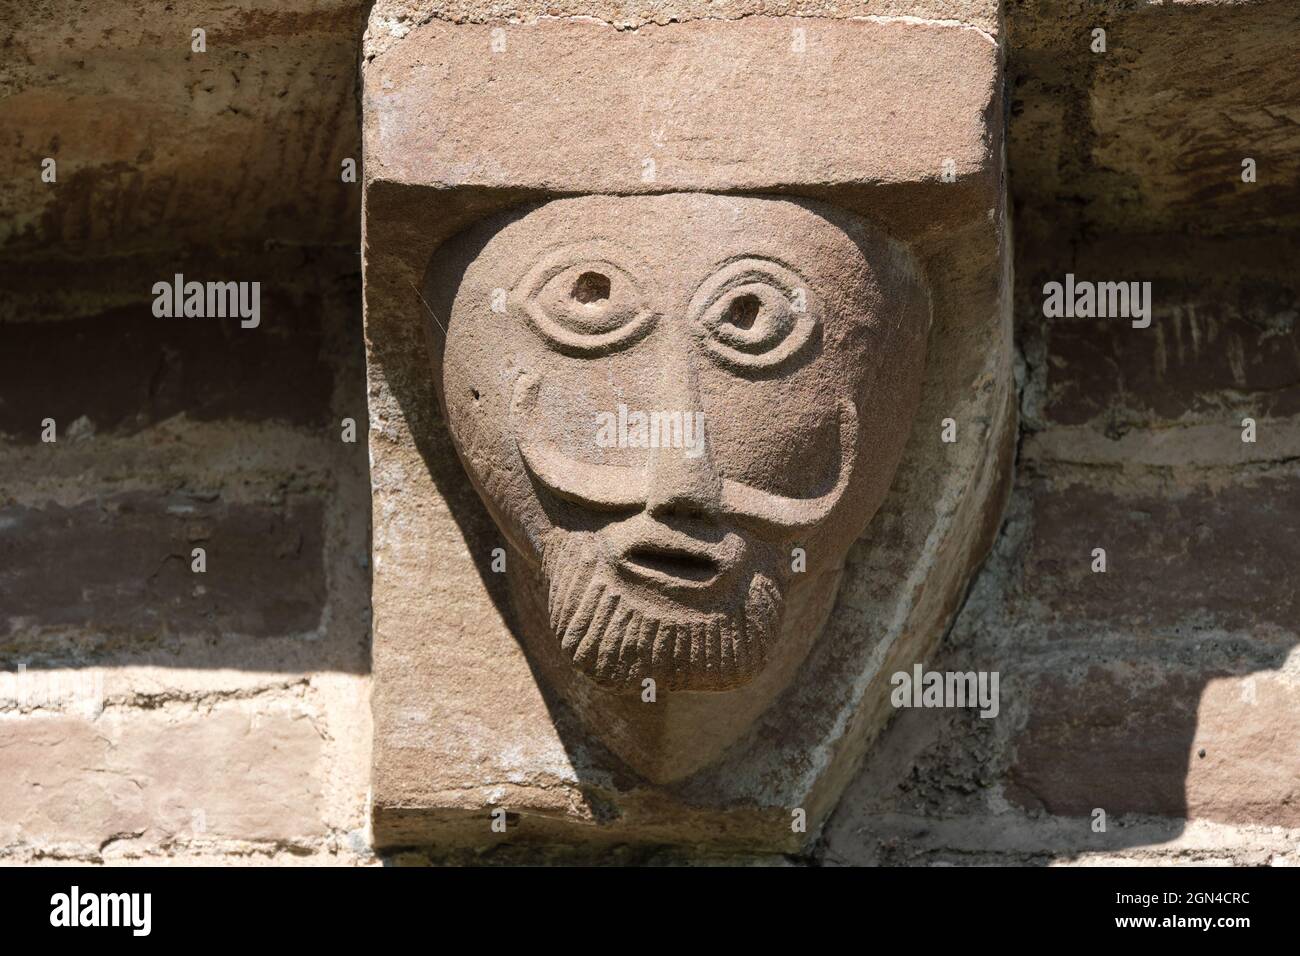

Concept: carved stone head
[[427, 193, 930, 781]]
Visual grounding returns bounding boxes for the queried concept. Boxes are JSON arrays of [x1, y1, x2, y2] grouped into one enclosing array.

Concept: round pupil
[[724, 294, 761, 329], [572, 271, 611, 304]]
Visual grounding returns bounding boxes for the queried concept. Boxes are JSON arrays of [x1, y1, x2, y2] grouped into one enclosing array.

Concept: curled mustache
[[511, 373, 857, 535]]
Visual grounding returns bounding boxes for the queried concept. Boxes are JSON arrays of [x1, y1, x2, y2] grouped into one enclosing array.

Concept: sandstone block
[[0, 707, 325, 849], [364, 14, 1012, 850], [0, 493, 326, 653]]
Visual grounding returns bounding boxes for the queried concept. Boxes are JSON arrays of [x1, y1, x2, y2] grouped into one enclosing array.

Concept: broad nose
[[645, 347, 721, 520]]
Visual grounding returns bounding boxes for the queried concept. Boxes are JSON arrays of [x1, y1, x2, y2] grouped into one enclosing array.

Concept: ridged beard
[[538, 529, 785, 692]]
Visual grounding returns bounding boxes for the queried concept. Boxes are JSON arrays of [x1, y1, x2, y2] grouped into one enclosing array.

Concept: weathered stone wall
[[822, 0, 1300, 865], [0, 0, 375, 864], [2, 0, 1297, 865]]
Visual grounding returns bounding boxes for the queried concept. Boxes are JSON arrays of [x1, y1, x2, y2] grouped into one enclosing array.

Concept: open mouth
[[622, 545, 721, 584]]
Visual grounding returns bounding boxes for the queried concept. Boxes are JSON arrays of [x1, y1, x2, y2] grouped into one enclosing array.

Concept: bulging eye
[[690, 259, 816, 371], [517, 250, 655, 355], [705, 286, 796, 355]]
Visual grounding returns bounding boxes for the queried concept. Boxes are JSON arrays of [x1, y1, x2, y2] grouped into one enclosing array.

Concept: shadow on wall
[[384, 196, 1300, 860], [0, 258, 371, 677], [0, 0, 376, 678], [817, 477, 1299, 864], [1, 0, 1297, 862]]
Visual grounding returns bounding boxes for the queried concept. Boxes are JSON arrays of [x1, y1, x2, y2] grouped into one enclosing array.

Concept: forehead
[[454, 193, 875, 295]]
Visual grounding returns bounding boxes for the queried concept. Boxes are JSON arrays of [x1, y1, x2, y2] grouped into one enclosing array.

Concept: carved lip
[[622, 543, 721, 586], [609, 522, 739, 591]]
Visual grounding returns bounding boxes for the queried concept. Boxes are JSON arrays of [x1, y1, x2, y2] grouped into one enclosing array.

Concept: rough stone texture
[[0, 707, 326, 849], [0, 0, 373, 866], [819, 480, 1300, 863], [1007, 667, 1300, 826], [0, 0, 369, 260], [1, 0, 1298, 866], [1023, 239, 1300, 431], [0, 297, 334, 441], [1022, 477, 1300, 631], [819, 0, 1300, 867], [0, 493, 326, 647], [365, 13, 1014, 850], [367, 0, 1001, 36], [365, 18, 997, 194], [0, 251, 373, 863], [433, 193, 933, 784], [1007, 0, 1300, 243]]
